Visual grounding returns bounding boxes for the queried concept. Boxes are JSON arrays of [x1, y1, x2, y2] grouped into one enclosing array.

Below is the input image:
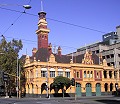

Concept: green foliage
[[0, 36, 23, 95], [0, 36, 23, 73], [52, 76, 71, 89]]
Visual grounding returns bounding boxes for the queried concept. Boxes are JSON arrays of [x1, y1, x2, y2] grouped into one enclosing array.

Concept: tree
[[52, 76, 71, 97], [0, 36, 23, 96]]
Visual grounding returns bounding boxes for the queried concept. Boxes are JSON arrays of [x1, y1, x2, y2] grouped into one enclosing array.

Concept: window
[[102, 56, 105, 59], [42, 35, 44, 39], [87, 71, 90, 78], [58, 71, 63, 76], [90, 71, 93, 78], [97, 72, 99, 78], [84, 71, 86, 78], [118, 54, 120, 57], [111, 54, 114, 58], [107, 63, 110, 66], [106, 55, 110, 59], [65, 72, 70, 78], [96, 50, 99, 53], [41, 71, 46, 77], [50, 71, 55, 77], [76, 72, 79, 78]]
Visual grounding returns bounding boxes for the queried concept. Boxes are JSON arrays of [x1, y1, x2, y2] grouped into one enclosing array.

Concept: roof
[[28, 48, 100, 65]]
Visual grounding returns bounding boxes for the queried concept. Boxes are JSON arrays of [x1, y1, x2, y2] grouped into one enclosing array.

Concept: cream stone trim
[[58, 69, 63, 71], [65, 69, 70, 72], [41, 68, 47, 71], [49, 68, 55, 71]]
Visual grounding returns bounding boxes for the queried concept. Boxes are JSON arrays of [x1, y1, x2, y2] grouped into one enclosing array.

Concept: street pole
[[19, 64, 21, 99], [5, 81, 8, 98], [46, 58, 49, 98], [17, 57, 19, 99], [75, 81, 76, 100]]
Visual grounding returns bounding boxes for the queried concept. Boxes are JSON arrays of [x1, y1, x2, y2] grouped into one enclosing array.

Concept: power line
[[1, 0, 32, 35], [2, 35, 77, 50], [0, 7, 106, 34], [3, 13, 24, 34]]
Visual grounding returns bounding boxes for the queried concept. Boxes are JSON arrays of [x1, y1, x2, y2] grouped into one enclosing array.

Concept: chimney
[[57, 46, 61, 56], [32, 48, 37, 56], [48, 43, 52, 55]]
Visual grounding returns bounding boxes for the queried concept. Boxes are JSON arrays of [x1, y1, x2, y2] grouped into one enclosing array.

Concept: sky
[[0, 0, 120, 57]]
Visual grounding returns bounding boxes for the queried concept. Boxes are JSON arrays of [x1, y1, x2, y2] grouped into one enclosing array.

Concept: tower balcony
[[36, 28, 50, 34]]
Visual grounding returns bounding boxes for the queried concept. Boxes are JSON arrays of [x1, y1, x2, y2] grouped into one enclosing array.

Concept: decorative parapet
[[49, 54, 57, 63], [25, 55, 30, 64], [82, 50, 94, 65], [103, 59, 108, 67]]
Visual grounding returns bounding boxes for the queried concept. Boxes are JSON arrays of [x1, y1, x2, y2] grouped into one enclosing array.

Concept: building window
[[58, 71, 63, 76], [65, 72, 70, 78], [118, 54, 120, 57], [96, 50, 99, 53], [97, 72, 99, 78], [87, 71, 90, 78], [84, 71, 86, 78], [106, 55, 110, 59], [41, 71, 46, 77], [90, 71, 93, 78], [102, 56, 105, 59], [107, 63, 110, 66], [50, 71, 55, 77], [76, 72, 79, 78], [111, 54, 114, 58]]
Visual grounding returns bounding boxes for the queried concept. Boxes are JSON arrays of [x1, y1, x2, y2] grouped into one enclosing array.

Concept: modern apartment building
[[68, 26, 120, 70]]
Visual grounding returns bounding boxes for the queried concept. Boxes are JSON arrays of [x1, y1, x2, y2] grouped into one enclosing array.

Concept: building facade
[[68, 26, 120, 71], [23, 10, 120, 97]]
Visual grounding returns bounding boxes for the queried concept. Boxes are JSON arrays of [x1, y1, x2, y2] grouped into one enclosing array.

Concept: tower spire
[[36, 1, 50, 49], [41, 0, 44, 11]]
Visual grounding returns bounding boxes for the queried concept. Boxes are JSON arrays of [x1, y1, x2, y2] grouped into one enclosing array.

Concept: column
[[102, 70, 104, 79], [112, 71, 114, 79], [117, 70, 119, 79], [55, 67, 58, 77]]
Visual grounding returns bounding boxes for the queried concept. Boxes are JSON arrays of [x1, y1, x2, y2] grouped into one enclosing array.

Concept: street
[[0, 96, 120, 104]]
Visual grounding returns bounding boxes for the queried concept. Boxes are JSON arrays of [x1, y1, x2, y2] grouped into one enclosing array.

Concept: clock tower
[[36, 11, 50, 49]]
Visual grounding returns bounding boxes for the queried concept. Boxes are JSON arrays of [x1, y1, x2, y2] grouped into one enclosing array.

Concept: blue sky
[[0, 0, 120, 57]]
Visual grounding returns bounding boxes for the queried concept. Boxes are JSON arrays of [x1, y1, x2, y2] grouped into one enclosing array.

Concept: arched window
[[87, 71, 90, 78], [84, 71, 86, 78], [90, 71, 93, 78]]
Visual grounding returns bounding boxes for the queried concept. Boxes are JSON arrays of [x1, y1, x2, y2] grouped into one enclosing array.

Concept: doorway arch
[[96, 83, 101, 96], [86, 83, 92, 96]]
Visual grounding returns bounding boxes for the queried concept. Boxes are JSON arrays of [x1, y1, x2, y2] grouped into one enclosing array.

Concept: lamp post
[[0, 4, 31, 98], [0, 4, 31, 9]]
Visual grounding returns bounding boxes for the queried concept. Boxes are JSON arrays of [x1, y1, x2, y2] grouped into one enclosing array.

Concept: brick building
[[23, 9, 120, 97]]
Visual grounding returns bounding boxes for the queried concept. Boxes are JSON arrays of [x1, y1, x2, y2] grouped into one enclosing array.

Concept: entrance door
[[86, 83, 92, 96], [76, 83, 81, 97], [96, 83, 101, 96]]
